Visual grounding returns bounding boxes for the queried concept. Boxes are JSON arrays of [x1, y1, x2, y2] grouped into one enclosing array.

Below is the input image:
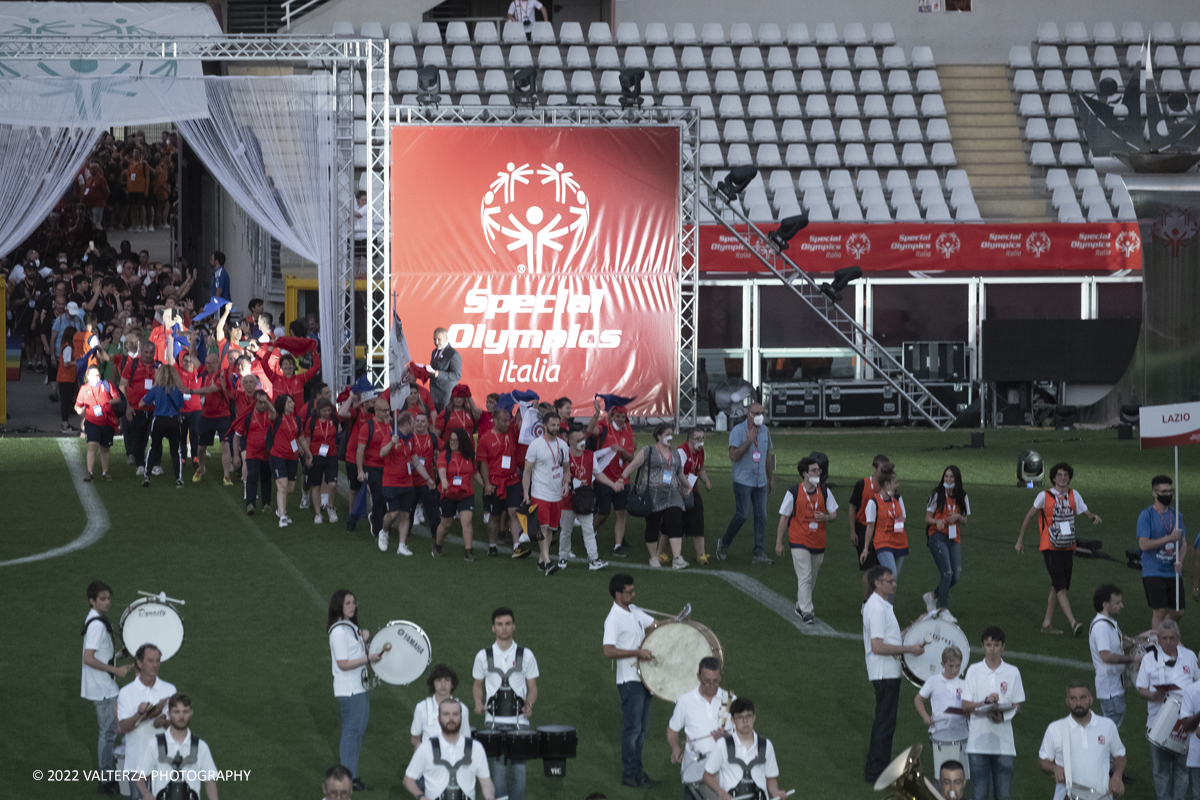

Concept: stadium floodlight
[[716, 166, 757, 203], [820, 265, 862, 302], [1017, 449, 1044, 487], [417, 65, 441, 107], [512, 67, 538, 107], [619, 68, 646, 108], [768, 213, 809, 252]]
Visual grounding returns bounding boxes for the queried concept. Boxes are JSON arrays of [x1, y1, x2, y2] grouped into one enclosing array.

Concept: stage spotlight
[[1017, 449, 1044, 487], [768, 213, 809, 252], [820, 265, 862, 302], [417, 65, 441, 106], [716, 166, 757, 203], [619, 68, 645, 108], [512, 67, 538, 107]]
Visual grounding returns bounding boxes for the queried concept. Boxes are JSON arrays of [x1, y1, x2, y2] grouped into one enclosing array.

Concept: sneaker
[[511, 544, 531, 559], [61, 422, 71, 433], [314, 514, 324, 524], [328, 508, 339, 523], [83, 472, 94, 482], [246, 505, 255, 516], [377, 531, 388, 552], [136, 466, 145, 476], [648, 557, 662, 569], [483, 511, 490, 524], [936, 608, 958, 623], [715, 540, 728, 561], [191, 471, 202, 483], [697, 554, 712, 566], [751, 553, 773, 565], [543, 561, 560, 576], [102, 472, 112, 481], [351, 777, 371, 792], [279, 515, 291, 528], [223, 477, 233, 487], [175, 479, 183, 489], [142, 477, 150, 488], [557, 558, 568, 571], [672, 556, 689, 570], [299, 493, 310, 509], [589, 558, 608, 570], [151, 466, 163, 476], [922, 591, 938, 615], [801, 611, 815, 625], [126, 454, 135, 465], [612, 542, 630, 558], [397, 542, 413, 556], [658, 552, 670, 565], [465, 549, 476, 562], [431, 545, 443, 558], [489, 546, 499, 557], [148, 224, 154, 231]]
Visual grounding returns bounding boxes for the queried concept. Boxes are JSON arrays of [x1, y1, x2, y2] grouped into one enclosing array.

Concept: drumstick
[[380, 643, 392, 656], [138, 590, 186, 606]]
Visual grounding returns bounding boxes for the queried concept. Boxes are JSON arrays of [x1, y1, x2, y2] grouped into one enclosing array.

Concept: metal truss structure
[[392, 103, 701, 426], [699, 176, 957, 431], [0, 34, 389, 391]]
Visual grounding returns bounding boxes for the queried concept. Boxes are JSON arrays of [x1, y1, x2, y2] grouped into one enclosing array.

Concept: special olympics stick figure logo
[[1025, 231, 1051, 258], [1115, 231, 1141, 257], [935, 232, 961, 258], [480, 161, 591, 273], [845, 232, 871, 259]]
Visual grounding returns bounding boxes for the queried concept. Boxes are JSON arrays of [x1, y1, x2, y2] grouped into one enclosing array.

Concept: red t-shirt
[[596, 421, 635, 482], [410, 432, 437, 485], [436, 407, 477, 446], [263, 352, 320, 409], [383, 435, 416, 488], [121, 358, 158, 408], [357, 418, 392, 469], [200, 369, 234, 419], [269, 414, 301, 461], [216, 340, 244, 372], [249, 357, 273, 399], [77, 381, 120, 428], [477, 430, 517, 491], [179, 367, 203, 414], [569, 449, 595, 490], [440, 451, 475, 500], [477, 411, 495, 436], [241, 410, 273, 461], [304, 416, 338, 459]]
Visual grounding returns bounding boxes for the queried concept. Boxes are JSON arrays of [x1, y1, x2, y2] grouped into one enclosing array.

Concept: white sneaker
[[148, 224, 154, 231], [314, 514, 324, 524], [557, 559, 569, 571], [649, 557, 662, 569], [922, 591, 938, 615], [377, 531, 389, 552], [327, 508, 339, 523], [397, 542, 413, 556], [936, 608, 958, 623], [151, 466, 163, 476], [413, 506, 425, 526], [672, 556, 690, 570], [483, 511, 491, 524], [589, 559, 608, 570], [136, 466, 145, 476], [299, 493, 310, 509], [278, 515, 291, 528]]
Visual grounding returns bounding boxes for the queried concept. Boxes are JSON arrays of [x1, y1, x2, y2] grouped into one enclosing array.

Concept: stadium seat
[[920, 95, 946, 117], [616, 22, 640, 44], [331, 21, 354, 36], [1065, 46, 1091, 69], [711, 47, 736, 69], [872, 143, 899, 167], [740, 47, 765, 70], [855, 47, 879, 70], [949, 185, 975, 209], [798, 171, 824, 192], [1121, 22, 1145, 43], [657, 71, 682, 93], [1036, 46, 1062, 69], [723, 120, 749, 142], [700, 144, 724, 167], [1009, 46, 1034, 68], [686, 71, 711, 93], [815, 143, 841, 167], [534, 46, 560, 69], [1080, 185, 1108, 210], [926, 119, 951, 141], [955, 202, 982, 221], [1030, 142, 1056, 165], [826, 47, 851, 70], [931, 143, 956, 166], [902, 143, 928, 167], [361, 21, 384, 38], [888, 70, 914, 93], [623, 46, 651, 69], [769, 170, 795, 192], [443, 21, 468, 43], [1047, 94, 1074, 117], [1093, 46, 1119, 68], [1044, 168, 1070, 189], [451, 45, 477, 69], [927, 203, 953, 222], [858, 170, 882, 190], [691, 95, 715, 117], [700, 120, 720, 142], [800, 70, 826, 93], [744, 185, 770, 207], [1019, 94, 1046, 116], [838, 202, 865, 222], [1160, 69, 1186, 92], [885, 170, 911, 192], [810, 119, 836, 142], [759, 23, 783, 45], [394, 46, 417, 68], [395, 71, 418, 92], [390, 22, 414, 43], [588, 22, 612, 44], [1036, 22, 1062, 44], [570, 71, 596, 93], [815, 23, 840, 45], [1058, 202, 1085, 223], [1070, 71, 1096, 92], [806, 95, 831, 117], [559, 22, 584, 44], [459, 94, 481, 106], [1013, 70, 1039, 93], [781, 120, 806, 142], [785, 144, 812, 167], [743, 71, 769, 93], [659, 94, 683, 107], [454, 71, 479, 93], [808, 203, 834, 222], [644, 22, 669, 45], [915, 70, 941, 93], [1041, 70, 1067, 92], [772, 71, 798, 93], [897, 119, 923, 142], [795, 47, 821, 69], [1025, 118, 1051, 140], [1088, 204, 1115, 222], [680, 46, 705, 69], [753, 144, 781, 168], [673, 23, 697, 44], [652, 46, 677, 69], [912, 47, 936, 68], [596, 46, 620, 69], [840, 119, 865, 142], [422, 46, 447, 68], [868, 119, 894, 142], [844, 143, 870, 167], [416, 22, 440, 43], [730, 23, 754, 45], [599, 71, 621, 94], [748, 95, 774, 118], [776, 96, 802, 117], [892, 95, 918, 117], [753, 120, 779, 142], [914, 170, 940, 192], [1050, 185, 1077, 208], [565, 46, 591, 69], [831, 70, 856, 93], [787, 22, 812, 45], [1156, 46, 1181, 68], [1116, 202, 1136, 221], [882, 46, 908, 69], [766, 46, 792, 70], [863, 95, 889, 118], [702, 23, 726, 45], [872, 23, 896, 45], [1123, 46, 1144, 68], [895, 203, 922, 221], [1184, 22, 1200, 44], [1053, 118, 1080, 141], [859, 70, 884, 93], [543, 71, 567, 92], [483, 70, 509, 93], [866, 202, 893, 222], [890, 182, 916, 207], [844, 23, 868, 45], [1093, 21, 1117, 44], [1059, 142, 1087, 165], [726, 144, 752, 167], [502, 22, 527, 43], [1064, 22, 1090, 44]]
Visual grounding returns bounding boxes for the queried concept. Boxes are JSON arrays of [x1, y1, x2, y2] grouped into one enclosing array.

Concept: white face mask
[[88, 374, 99, 385], [752, 414, 765, 426], [693, 440, 705, 449], [944, 482, 955, 490], [662, 435, 674, 444], [807, 474, 821, 485]]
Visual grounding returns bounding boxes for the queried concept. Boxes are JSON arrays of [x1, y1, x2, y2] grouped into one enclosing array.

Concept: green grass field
[[4, 427, 1198, 799]]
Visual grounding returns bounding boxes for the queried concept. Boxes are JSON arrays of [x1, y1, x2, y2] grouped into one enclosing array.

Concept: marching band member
[[961, 626, 1025, 800], [1136, 619, 1196, 798], [327, 590, 382, 793], [1037, 681, 1125, 800], [117, 645, 177, 800], [701, 698, 787, 800], [939, 761, 967, 800], [914, 645, 969, 781], [602, 573, 657, 789], [133, 694, 220, 800], [412, 665, 471, 749], [81, 581, 130, 795], [403, 699, 496, 800], [667, 657, 734, 799], [472, 607, 539, 800]]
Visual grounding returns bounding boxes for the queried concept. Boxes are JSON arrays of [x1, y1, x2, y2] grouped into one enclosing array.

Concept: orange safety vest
[[870, 493, 907, 551]]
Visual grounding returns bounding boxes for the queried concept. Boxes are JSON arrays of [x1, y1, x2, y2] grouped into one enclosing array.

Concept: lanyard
[[804, 486, 821, 517], [1156, 506, 1176, 535]]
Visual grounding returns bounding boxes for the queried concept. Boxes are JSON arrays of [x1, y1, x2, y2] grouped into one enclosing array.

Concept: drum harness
[[430, 735, 476, 800], [81, 614, 116, 666], [484, 646, 526, 723], [723, 733, 768, 800], [328, 620, 371, 689], [1088, 616, 1124, 685], [153, 732, 201, 800]]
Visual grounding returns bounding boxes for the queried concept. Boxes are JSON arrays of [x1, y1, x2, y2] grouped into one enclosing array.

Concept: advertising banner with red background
[[391, 127, 680, 416], [699, 222, 1144, 273]]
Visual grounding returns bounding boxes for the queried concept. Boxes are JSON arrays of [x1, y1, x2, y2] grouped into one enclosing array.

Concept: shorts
[[1043, 549, 1074, 592], [269, 455, 298, 481], [645, 506, 684, 541], [199, 415, 231, 446], [486, 483, 523, 517], [1144, 575, 1185, 611], [126, 191, 145, 204], [384, 485, 417, 513], [307, 455, 340, 485], [84, 420, 115, 446], [440, 496, 475, 518], [535, 497, 564, 529], [594, 482, 629, 516]]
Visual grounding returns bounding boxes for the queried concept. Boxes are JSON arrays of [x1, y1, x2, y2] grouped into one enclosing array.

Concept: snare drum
[[901, 617, 970, 688], [1147, 696, 1189, 755], [119, 597, 185, 661], [638, 620, 723, 702], [368, 621, 432, 686], [503, 728, 542, 761], [474, 728, 505, 759], [538, 724, 578, 777]]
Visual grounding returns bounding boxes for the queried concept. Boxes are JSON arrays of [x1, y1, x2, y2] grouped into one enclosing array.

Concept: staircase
[[941, 64, 1051, 222]]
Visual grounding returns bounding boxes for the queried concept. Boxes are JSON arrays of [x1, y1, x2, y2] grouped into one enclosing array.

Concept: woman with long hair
[[269, 394, 300, 528], [300, 397, 340, 524], [327, 589, 381, 793], [925, 465, 970, 617], [621, 422, 692, 569], [434, 428, 482, 560], [138, 363, 186, 488], [860, 463, 906, 592]]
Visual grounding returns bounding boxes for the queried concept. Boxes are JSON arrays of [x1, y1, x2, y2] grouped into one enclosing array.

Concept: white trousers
[[789, 547, 823, 614]]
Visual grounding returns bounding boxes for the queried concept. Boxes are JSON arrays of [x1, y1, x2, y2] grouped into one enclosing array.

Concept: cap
[[66, 301, 80, 317], [451, 384, 471, 399]]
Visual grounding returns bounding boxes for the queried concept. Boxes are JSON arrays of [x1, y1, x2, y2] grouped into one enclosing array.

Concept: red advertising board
[[698, 222, 1144, 273], [390, 127, 680, 416]]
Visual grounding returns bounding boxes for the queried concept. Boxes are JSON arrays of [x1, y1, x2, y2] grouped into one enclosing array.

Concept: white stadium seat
[[1059, 142, 1087, 165], [596, 46, 620, 69], [1093, 22, 1117, 44], [1065, 46, 1091, 69], [840, 119, 865, 142], [1064, 22, 1090, 44], [644, 23, 669, 45], [859, 71, 884, 93], [753, 120, 779, 142], [332, 21, 354, 36], [559, 22, 584, 44], [901, 143, 929, 167], [815, 23, 840, 45], [868, 119, 894, 142], [897, 119, 923, 142], [743, 71, 769, 93], [1030, 142, 1056, 165], [393, 46, 417, 68], [888, 70, 914, 93], [956, 203, 982, 222], [444, 21, 469, 43], [1093, 46, 1119, 68], [825, 47, 851, 70], [788, 23, 812, 45], [800, 70, 825, 93], [1036, 21, 1061, 44], [702, 23, 726, 45], [772, 71, 798, 93], [673, 23, 697, 44], [740, 47, 765, 70], [815, 143, 841, 167], [730, 23, 755, 45], [882, 46, 908, 69], [785, 144, 811, 167], [872, 144, 899, 167], [759, 23, 783, 45], [1121, 22, 1145, 44], [931, 143, 956, 166], [361, 21, 384, 38], [776, 96, 802, 117], [747, 95, 773, 118], [795, 47, 821, 69], [1025, 118, 1051, 140], [806, 95, 831, 117], [711, 47, 736, 69], [588, 22, 612, 44], [417, 22, 440, 43], [844, 23, 868, 45], [390, 22, 413, 43], [872, 23, 896, 45], [616, 22, 641, 44], [1009, 46, 1034, 68], [781, 120, 806, 142]]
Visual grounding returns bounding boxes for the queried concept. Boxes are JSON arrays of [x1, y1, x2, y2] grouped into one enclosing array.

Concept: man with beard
[[403, 698, 496, 800], [1037, 681, 1126, 800]]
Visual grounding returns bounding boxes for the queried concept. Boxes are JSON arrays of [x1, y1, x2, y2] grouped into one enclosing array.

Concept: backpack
[[1040, 490, 1077, 548]]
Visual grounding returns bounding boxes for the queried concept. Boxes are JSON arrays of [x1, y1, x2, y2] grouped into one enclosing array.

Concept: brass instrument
[[873, 745, 948, 800]]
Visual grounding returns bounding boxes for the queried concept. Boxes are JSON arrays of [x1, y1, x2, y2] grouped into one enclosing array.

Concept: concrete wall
[[287, 0, 439, 35], [610, 0, 1196, 64]]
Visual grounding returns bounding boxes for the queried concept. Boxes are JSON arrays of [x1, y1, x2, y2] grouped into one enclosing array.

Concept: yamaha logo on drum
[[401, 630, 427, 654]]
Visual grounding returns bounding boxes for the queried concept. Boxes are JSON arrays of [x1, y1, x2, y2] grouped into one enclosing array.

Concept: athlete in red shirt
[[477, 407, 522, 555], [118, 345, 159, 472], [299, 397, 340, 524], [269, 394, 301, 527], [432, 385, 481, 447], [197, 351, 236, 484], [378, 412, 436, 555], [75, 365, 121, 480], [233, 389, 277, 515], [678, 428, 714, 564], [259, 342, 321, 408], [433, 428, 480, 560], [586, 397, 636, 557], [356, 400, 393, 535]]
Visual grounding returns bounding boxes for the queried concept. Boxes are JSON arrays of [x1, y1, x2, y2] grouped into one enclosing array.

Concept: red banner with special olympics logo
[[698, 222, 1144, 273], [390, 127, 680, 416]]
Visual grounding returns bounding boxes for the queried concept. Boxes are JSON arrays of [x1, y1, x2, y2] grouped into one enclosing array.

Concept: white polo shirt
[[116, 675, 179, 777], [963, 659, 1024, 756], [471, 642, 540, 726], [81, 610, 118, 701], [1178, 682, 1200, 767], [404, 735, 490, 800], [669, 686, 735, 780], [703, 732, 779, 792], [138, 728, 218, 796], [329, 622, 367, 698], [1088, 614, 1126, 700], [1037, 714, 1124, 800], [1136, 644, 1199, 730], [919, 673, 969, 742], [862, 592, 902, 680], [603, 602, 655, 685], [410, 696, 472, 744]]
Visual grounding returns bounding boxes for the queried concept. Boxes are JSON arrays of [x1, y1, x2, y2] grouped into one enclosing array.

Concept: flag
[[345, 484, 370, 532], [517, 397, 542, 445], [595, 393, 637, 413], [193, 298, 232, 322], [388, 290, 411, 411]]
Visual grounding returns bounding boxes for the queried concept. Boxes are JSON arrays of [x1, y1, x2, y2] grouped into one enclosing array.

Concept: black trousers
[[146, 416, 182, 480], [127, 410, 152, 466], [365, 466, 386, 533], [245, 458, 272, 507], [865, 678, 900, 782], [58, 380, 78, 422], [417, 485, 441, 531], [181, 410, 201, 459]]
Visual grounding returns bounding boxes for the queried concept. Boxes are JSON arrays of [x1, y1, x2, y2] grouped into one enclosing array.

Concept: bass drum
[[1126, 635, 1153, 688], [901, 617, 970, 688], [638, 620, 723, 702], [368, 621, 432, 686], [120, 597, 185, 661]]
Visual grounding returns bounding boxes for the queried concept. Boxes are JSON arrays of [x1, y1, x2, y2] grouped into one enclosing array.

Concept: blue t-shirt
[[141, 386, 185, 418], [728, 421, 771, 488], [1138, 505, 1187, 578]]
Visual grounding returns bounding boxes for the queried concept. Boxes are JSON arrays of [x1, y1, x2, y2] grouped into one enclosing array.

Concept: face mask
[[1158, 493, 1174, 506], [88, 374, 99, 385], [944, 482, 955, 490], [663, 435, 674, 444], [807, 474, 821, 485], [693, 441, 705, 449], [752, 414, 764, 426]]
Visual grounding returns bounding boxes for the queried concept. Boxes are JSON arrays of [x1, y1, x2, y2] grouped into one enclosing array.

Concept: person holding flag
[[588, 394, 639, 559], [504, 390, 542, 558], [1138, 476, 1187, 627]]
